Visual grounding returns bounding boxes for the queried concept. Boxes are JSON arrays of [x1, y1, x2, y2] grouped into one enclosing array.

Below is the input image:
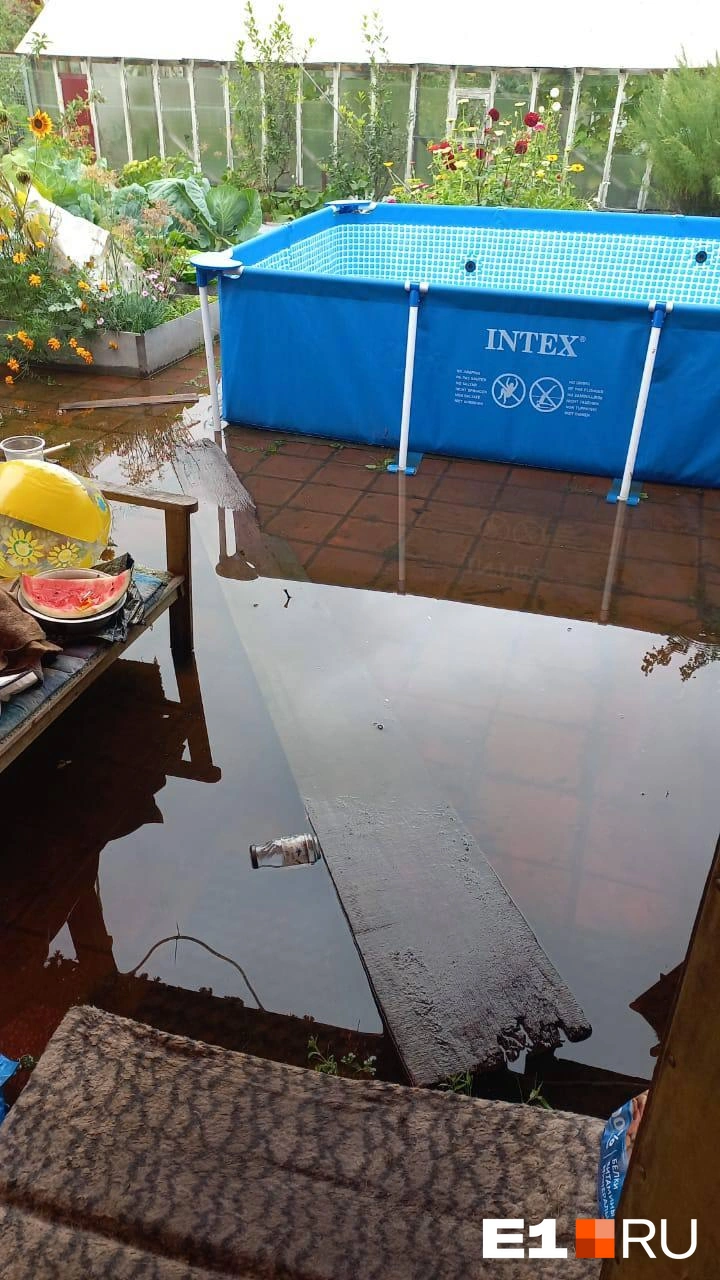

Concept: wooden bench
[[0, 481, 197, 776]]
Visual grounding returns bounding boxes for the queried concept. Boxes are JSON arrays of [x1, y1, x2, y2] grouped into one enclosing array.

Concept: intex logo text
[[480, 1218, 698, 1260], [486, 328, 583, 357]]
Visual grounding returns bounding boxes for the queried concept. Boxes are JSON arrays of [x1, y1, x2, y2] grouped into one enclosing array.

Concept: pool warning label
[[454, 368, 605, 419]]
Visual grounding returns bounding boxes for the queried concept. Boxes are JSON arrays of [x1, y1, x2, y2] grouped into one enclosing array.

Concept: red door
[[58, 72, 95, 151]]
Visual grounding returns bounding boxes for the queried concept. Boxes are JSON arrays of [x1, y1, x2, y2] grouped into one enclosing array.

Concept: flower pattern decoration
[[3, 527, 42, 568], [47, 541, 80, 569]]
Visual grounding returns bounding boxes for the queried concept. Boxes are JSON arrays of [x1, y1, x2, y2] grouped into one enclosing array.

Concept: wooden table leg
[[165, 506, 194, 661]]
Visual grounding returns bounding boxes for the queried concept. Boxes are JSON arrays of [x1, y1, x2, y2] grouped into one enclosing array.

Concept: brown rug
[[0, 1006, 602, 1278]]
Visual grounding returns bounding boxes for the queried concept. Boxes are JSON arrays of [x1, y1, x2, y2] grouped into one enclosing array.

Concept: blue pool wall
[[218, 205, 720, 487]]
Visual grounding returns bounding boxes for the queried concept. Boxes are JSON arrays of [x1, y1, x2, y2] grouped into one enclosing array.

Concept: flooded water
[[1, 352, 719, 1094]]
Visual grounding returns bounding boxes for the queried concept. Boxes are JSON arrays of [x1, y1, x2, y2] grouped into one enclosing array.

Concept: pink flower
[[156, 283, 165, 292], [141, 289, 149, 297], [534, 122, 547, 132], [385, 195, 397, 203]]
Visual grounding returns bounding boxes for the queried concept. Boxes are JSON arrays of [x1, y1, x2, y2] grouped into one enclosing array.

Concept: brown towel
[[0, 582, 60, 674]]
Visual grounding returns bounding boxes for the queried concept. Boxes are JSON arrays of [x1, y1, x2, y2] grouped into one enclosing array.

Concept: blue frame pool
[[211, 204, 720, 487]]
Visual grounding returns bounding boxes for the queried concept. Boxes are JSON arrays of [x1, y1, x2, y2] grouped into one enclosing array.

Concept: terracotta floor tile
[[263, 507, 342, 544], [403, 562, 460, 599], [469, 540, 546, 578], [370, 472, 439, 499], [307, 546, 385, 587], [552, 519, 616, 555], [443, 459, 510, 482], [288, 482, 362, 517], [507, 465, 570, 490], [624, 530, 699, 566], [629, 501, 702, 535], [561, 493, 620, 525], [314, 462, 376, 490], [405, 526, 475, 566], [418, 455, 452, 476], [414, 503, 489, 536], [569, 473, 613, 495], [484, 713, 587, 791], [428, 476, 501, 507], [472, 776, 581, 868], [329, 516, 400, 553], [350, 491, 410, 524], [702, 509, 720, 539], [532, 580, 601, 623], [499, 485, 566, 516], [699, 538, 720, 572], [451, 571, 532, 611], [574, 874, 676, 936], [277, 439, 336, 459], [483, 511, 555, 546], [544, 546, 611, 589], [251, 454, 324, 482], [618, 557, 698, 602], [243, 475, 303, 507], [612, 594, 699, 634]]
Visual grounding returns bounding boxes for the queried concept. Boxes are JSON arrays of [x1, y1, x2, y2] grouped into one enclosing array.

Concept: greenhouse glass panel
[[125, 63, 160, 160]]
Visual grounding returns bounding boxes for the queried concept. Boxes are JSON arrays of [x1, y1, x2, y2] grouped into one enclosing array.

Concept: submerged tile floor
[[0, 349, 718, 1099]]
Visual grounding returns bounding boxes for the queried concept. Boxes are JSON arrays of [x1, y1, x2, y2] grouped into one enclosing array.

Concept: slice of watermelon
[[21, 568, 132, 620]]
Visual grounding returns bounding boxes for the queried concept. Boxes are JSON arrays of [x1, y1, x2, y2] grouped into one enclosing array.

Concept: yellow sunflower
[[28, 110, 53, 139], [47, 541, 80, 568], [3, 527, 42, 567]]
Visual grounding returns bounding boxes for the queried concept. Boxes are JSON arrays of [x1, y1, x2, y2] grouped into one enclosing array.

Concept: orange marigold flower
[[6, 358, 19, 372], [12, 251, 26, 264], [68, 337, 78, 349], [0, 232, 8, 242], [15, 330, 28, 341], [47, 337, 61, 351], [28, 273, 41, 287], [79, 301, 88, 312], [28, 110, 53, 138], [98, 281, 109, 292], [83, 351, 93, 363], [108, 340, 118, 350], [5, 333, 13, 342], [21, 337, 34, 350], [77, 280, 91, 291], [5, 375, 13, 385]]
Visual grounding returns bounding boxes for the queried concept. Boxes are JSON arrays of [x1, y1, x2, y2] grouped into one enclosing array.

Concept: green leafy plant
[[439, 1070, 474, 1096], [324, 13, 405, 200], [232, 1, 313, 195], [392, 91, 587, 210], [118, 154, 195, 188], [145, 175, 262, 248], [100, 289, 169, 333], [307, 1036, 377, 1078], [262, 184, 325, 222], [629, 60, 720, 215], [0, 0, 42, 53]]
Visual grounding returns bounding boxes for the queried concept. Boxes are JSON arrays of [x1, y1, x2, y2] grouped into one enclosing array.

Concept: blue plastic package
[[0, 1054, 19, 1123], [597, 1090, 648, 1218]]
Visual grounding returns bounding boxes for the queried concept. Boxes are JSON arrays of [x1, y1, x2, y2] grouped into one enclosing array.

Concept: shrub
[[629, 60, 720, 215]]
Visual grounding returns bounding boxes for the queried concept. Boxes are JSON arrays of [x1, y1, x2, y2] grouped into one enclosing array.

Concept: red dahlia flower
[[475, 147, 486, 160], [523, 111, 540, 127], [488, 107, 500, 121], [514, 137, 529, 154]]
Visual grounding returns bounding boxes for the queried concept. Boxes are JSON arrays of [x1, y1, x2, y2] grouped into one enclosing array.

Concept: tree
[[0, 0, 42, 54]]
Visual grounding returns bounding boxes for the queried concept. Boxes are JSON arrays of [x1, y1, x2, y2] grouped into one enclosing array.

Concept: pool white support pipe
[[198, 284, 222, 436], [612, 300, 672, 504], [192, 251, 243, 437], [397, 281, 428, 473]]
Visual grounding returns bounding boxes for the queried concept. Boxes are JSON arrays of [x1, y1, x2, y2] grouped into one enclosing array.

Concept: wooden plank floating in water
[[307, 797, 591, 1087], [59, 393, 199, 411]]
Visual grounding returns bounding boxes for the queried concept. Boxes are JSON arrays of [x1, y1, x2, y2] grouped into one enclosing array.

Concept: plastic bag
[[597, 1090, 648, 1218], [0, 1054, 18, 1123]]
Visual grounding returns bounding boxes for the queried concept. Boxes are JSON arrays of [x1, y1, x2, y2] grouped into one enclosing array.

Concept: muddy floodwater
[[1, 349, 718, 1103]]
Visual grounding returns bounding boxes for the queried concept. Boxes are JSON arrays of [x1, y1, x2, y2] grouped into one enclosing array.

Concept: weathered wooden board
[[59, 394, 198, 410], [601, 834, 720, 1277], [0, 1005, 603, 1279], [174, 438, 254, 512], [201, 567, 591, 1086], [307, 796, 590, 1085]]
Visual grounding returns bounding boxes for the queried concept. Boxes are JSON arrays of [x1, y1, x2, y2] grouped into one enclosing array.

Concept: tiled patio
[[224, 424, 718, 641]]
